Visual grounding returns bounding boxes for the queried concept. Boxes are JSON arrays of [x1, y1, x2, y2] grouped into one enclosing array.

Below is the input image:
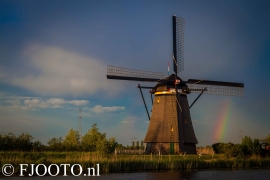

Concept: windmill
[[106, 15, 244, 154]]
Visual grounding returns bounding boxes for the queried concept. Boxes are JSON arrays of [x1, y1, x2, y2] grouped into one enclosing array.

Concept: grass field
[[0, 152, 270, 175]]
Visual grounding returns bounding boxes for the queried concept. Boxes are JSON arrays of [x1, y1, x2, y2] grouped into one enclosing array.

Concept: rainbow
[[213, 99, 232, 142]]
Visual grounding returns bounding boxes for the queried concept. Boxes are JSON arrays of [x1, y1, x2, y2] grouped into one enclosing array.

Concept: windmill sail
[[173, 16, 185, 74], [172, 15, 186, 152], [187, 79, 244, 96], [107, 65, 165, 82]]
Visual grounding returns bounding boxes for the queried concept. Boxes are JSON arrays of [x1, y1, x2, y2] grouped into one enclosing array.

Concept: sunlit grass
[[0, 152, 269, 175]]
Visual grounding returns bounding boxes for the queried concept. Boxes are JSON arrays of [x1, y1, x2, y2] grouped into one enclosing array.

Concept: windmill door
[[170, 143, 174, 154]]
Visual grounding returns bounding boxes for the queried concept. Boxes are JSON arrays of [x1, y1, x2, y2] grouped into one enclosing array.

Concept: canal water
[[3, 169, 270, 180]]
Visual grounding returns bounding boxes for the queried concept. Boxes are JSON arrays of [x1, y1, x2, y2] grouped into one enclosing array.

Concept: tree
[[0, 132, 42, 151], [264, 134, 270, 144], [212, 143, 226, 154], [222, 142, 234, 156], [32, 140, 43, 152], [136, 141, 139, 150], [107, 137, 118, 153], [63, 129, 80, 151], [82, 124, 104, 151], [132, 141, 135, 150], [212, 143, 221, 154], [140, 140, 144, 150], [116, 144, 125, 151], [16, 133, 34, 151], [47, 137, 63, 151], [96, 136, 108, 153], [242, 136, 253, 155], [225, 144, 244, 158], [252, 138, 262, 156], [81, 124, 116, 153], [0, 133, 17, 151]]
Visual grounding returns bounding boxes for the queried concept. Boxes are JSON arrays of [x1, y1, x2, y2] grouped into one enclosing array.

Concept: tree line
[[47, 124, 145, 152], [0, 132, 43, 151], [2, 124, 269, 155], [47, 124, 118, 153], [212, 134, 270, 158], [0, 124, 117, 153], [0, 124, 144, 153]]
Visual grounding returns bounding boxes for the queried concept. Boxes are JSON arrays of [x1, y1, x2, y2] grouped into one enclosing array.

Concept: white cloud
[[91, 105, 125, 114], [24, 98, 50, 108], [68, 100, 88, 106], [3, 96, 89, 109], [46, 98, 66, 105], [0, 43, 124, 96], [5, 99, 21, 106]]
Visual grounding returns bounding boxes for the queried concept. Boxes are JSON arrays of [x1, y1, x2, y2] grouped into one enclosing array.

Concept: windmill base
[[183, 143, 197, 154], [146, 142, 197, 154]]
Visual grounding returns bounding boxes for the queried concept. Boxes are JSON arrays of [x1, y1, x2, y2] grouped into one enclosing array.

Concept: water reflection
[[3, 170, 270, 180]]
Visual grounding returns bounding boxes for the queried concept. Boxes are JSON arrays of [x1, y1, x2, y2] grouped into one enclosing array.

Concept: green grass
[[0, 152, 270, 175]]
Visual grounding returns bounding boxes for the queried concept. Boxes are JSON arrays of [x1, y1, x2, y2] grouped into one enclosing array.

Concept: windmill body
[[106, 15, 244, 154], [144, 74, 198, 154]]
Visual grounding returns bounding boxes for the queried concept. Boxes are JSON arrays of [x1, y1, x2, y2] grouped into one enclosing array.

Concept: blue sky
[[0, 0, 269, 146]]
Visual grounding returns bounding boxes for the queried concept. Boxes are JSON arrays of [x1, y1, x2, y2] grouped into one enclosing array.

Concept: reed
[[0, 152, 269, 175]]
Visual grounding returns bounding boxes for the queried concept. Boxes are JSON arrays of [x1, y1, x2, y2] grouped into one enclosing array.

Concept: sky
[[0, 0, 269, 146]]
